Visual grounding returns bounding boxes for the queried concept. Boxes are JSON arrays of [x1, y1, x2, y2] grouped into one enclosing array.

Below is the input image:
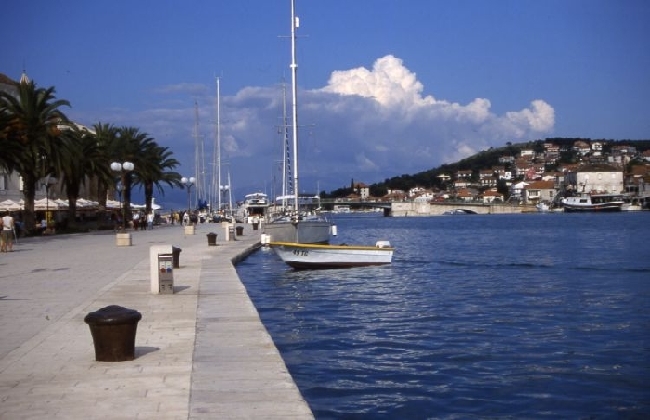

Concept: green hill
[[323, 138, 650, 198]]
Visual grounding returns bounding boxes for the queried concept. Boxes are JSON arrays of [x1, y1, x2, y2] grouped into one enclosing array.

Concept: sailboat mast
[[216, 77, 222, 213], [193, 100, 202, 210], [282, 81, 291, 209], [290, 0, 299, 213], [227, 171, 233, 216]]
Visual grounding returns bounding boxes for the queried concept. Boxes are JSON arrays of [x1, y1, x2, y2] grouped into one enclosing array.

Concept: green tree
[[111, 126, 156, 223], [0, 108, 23, 172], [134, 144, 181, 213], [92, 122, 120, 226], [0, 80, 70, 233], [58, 126, 110, 229]]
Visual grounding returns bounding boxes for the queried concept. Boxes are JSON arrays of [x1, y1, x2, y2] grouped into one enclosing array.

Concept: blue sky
[[3, 0, 649, 206]]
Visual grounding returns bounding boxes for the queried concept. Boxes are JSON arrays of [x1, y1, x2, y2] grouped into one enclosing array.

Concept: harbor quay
[[0, 222, 313, 419]]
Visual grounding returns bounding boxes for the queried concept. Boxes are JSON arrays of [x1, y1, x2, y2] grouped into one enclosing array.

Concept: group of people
[[132, 210, 155, 231], [178, 210, 198, 226], [110, 210, 156, 231], [1, 211, 16, 253]]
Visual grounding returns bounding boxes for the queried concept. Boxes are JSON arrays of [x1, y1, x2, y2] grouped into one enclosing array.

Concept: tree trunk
[[145, 182, 154, 214], [66, 193, 79, 229], [22, 172, 37, 234], [96, 179, 108, 229]]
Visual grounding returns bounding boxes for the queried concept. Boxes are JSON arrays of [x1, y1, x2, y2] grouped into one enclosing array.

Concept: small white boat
[[536, 202, 550, 212], [621, 196, 644, 211], [269, 240, 394, 269], [442, 209, 477, 215]]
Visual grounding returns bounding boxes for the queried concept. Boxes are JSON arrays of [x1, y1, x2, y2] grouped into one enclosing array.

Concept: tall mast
[[216, 77, 222, 213], [290, 0, 299, 212], [282, 81, 291, 208], [193, 100, 203, 209], [227, 171, 233, 216]]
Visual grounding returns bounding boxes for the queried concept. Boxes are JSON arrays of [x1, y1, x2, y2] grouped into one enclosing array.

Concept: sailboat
[[263, 0, 333, 244]]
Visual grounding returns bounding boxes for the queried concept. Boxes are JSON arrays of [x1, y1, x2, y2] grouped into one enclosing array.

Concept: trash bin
[[84, 305, 142, 362], [172, 246, 182, 268], [235, 226, 244, 236], [206, 232, 217, 246], [252, 222, 259, 231]]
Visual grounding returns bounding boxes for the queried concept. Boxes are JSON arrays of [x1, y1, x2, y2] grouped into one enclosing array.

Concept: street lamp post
[[180, 176, 196, 212], [111, 161, 134, 232], [116, 181, 123, 226]]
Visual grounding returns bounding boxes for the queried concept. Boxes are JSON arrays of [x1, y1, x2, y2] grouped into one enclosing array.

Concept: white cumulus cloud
[[73, 54, 555, 196], [298, 55, 555, 188], [320, 55, 436, 111]]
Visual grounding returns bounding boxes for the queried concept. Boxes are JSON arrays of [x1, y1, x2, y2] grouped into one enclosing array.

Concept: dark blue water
[[236, 212, 650, 419]]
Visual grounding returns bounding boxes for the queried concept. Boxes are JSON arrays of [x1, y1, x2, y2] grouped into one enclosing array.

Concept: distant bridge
[[319, 199, 531, 216]]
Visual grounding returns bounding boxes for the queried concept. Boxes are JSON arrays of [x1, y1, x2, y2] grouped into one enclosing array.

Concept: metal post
[[111, 161, 134, 232]]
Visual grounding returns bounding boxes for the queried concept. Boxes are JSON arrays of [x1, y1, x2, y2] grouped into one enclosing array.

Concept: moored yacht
[[262, 0, 333, 244], [242, 192, 270, 221], [562, 192, 624, 212]]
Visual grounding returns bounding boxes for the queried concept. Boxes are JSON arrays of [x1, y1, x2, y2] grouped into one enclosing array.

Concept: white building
[[564, 164, 623, 194]]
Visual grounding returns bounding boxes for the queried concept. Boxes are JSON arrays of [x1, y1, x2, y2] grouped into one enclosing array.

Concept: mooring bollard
[[84, 305, 142, 362]]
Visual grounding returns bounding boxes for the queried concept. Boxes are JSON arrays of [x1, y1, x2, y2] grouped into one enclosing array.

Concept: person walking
[[132, 211, 140, 231], [1, 211, 15, 252], [147, 211, 154, 230]]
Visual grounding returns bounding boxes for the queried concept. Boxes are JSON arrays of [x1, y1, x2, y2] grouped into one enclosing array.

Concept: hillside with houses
[[325, 138, 650, 208]]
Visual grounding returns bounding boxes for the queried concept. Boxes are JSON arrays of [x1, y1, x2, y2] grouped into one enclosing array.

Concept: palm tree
[[111, 126, 156, 225], [0, 79, 70, 233], [92, 122, 120, 227], [134, 144, 182, 213], [0, 108, 23, 172], [58, 125, 110, 229]]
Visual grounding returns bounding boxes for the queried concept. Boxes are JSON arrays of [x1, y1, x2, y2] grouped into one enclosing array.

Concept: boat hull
[[563, 203, 623, 212], [562, 194, 624, 212], [270, 242, 393, 269], [263, 219, 332, 244]]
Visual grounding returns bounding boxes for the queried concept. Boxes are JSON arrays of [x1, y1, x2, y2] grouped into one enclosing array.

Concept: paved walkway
[[0, 223, 313, 419]]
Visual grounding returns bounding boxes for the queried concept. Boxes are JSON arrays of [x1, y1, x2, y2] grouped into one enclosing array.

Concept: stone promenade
[[0, 222, 313, 419]]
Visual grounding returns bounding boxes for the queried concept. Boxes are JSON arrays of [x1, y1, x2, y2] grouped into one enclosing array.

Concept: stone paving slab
[[0, 223, 313, 419]]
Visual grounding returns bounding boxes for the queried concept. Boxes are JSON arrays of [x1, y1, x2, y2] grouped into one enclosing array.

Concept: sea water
[[236, 212, 650, 419]]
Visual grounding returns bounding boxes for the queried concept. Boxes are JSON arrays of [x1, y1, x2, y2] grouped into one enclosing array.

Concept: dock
[[0, 223, 313, 419]]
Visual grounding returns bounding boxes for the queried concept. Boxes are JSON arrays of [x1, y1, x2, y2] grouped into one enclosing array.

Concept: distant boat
[[131, 197, 161, 211], [269, 241, 394, 270], [242, 192, 270, 221], [621, 195, 644, 211], [332, 205, 351, 214], [536, 202, 550, 212], [442, 209, 477, 215], [562, 193, 624, 212], [263, 0, 332, 244]]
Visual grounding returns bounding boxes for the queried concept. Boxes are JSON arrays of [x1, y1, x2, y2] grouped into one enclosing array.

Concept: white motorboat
[[621, 196, 644, 211], [269, 241, 394, 269], [442, 209, 477, 215], [562, 193, 624, 212], [535, 202, 550, 212], [263, 0, 333, 244], [242, 192, 270, 220]]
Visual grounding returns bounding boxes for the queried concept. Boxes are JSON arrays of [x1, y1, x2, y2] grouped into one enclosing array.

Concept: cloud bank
[[72, 55, 554, 196], [315, 55, 554, 170]]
